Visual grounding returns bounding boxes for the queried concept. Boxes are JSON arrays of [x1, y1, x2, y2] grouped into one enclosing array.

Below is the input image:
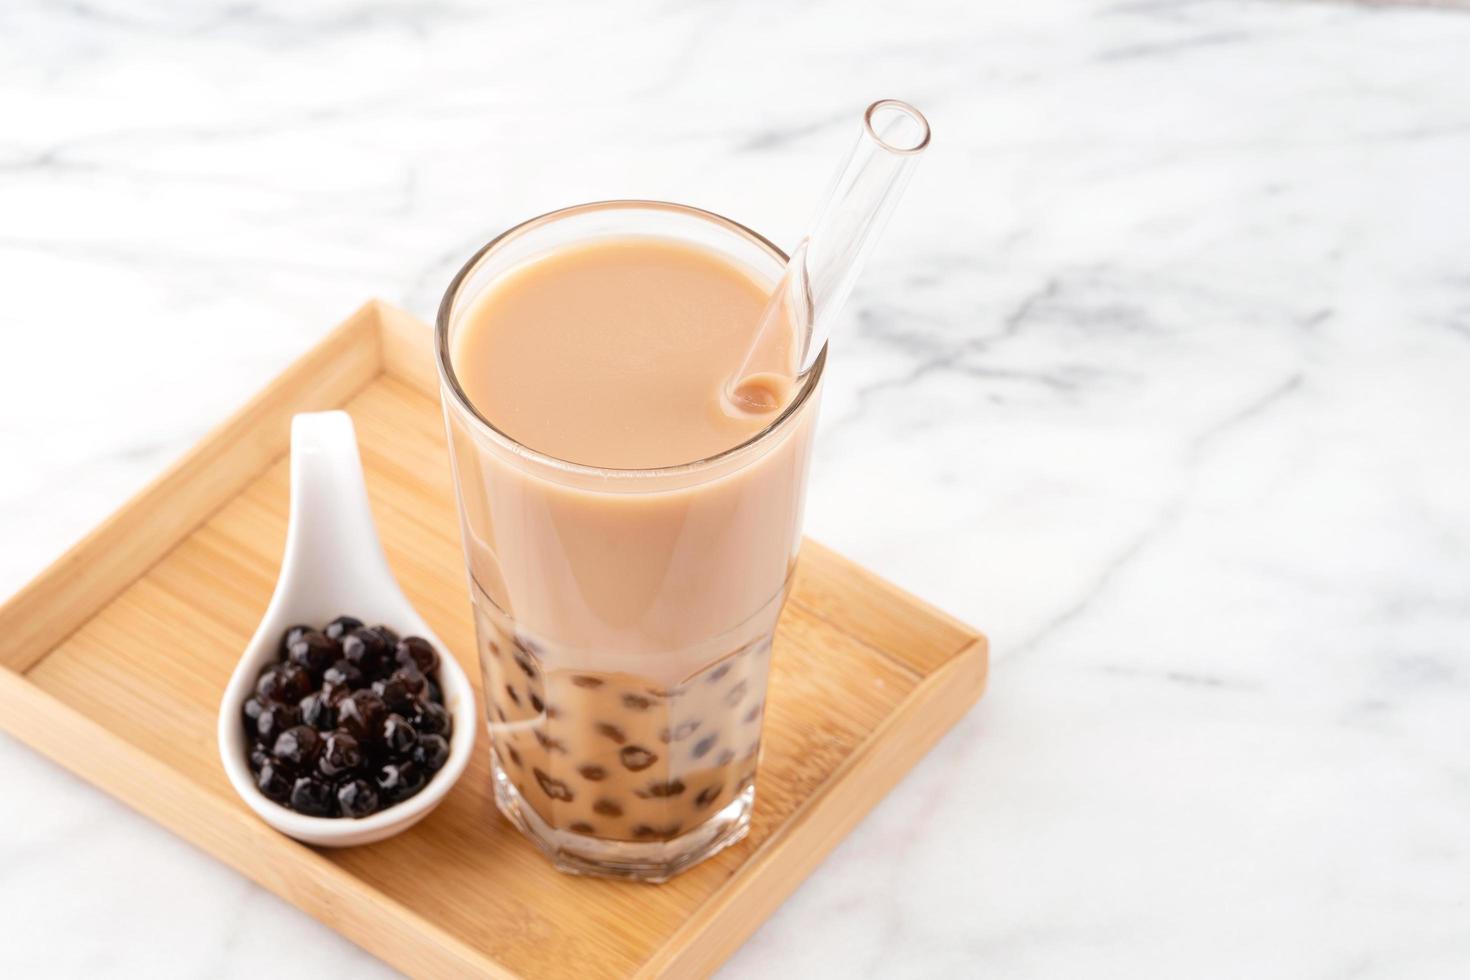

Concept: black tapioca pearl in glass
[[394, 636, 439, 675], [486, 638, 501, 659], [707, 663, 732, 684], [639, 779, 686, 799], [691, 734, 718, 760], [424, 678, 443, 704], [279, 624, 312, 655], [622, 693, 653, 711], [288, 631, 337, 677], [505, 685, 521, 707], [514, 655, 537, 679], [659, 720, 700, 744], [595, 722, 626, 744], [370, 624, 400, 647], [743, 701, 764, 724], [723, 680, 749, 707], [593, 799, 623, 817], [578, 764, 607, 781], [529, 692, 544, 714], [715, 748, 735, 767], [324, 615, 363, 642], [633, 824, 659, 839], [533, 768, 574, 802], [494, 705, 508, 724], [569, 821, 596, 834], [570, 675, 603, 689], [619, 745, 658, 771], [694, 784, 723, 809], [507, 745, 522, 768], [534, 730, 567, 753]]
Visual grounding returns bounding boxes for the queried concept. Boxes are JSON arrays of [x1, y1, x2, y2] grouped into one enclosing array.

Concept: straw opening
[[863, 99, 931, 155]]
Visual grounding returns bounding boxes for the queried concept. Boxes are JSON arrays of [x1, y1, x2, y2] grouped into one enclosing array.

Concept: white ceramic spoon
[[217, 411, 476, 847]]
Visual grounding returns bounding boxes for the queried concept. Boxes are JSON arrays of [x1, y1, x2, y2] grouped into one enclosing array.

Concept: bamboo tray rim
[[0, 300, 988, 979]]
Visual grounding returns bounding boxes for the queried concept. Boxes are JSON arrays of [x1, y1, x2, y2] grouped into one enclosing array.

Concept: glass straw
[[727, 100, 931, 412]]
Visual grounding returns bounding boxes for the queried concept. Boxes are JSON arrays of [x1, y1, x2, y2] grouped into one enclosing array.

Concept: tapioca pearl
[[619, 745, 658, 771], [707, 663, 732, 684], [636, 779, 686, 799], [534, 767, 574, 802], [514, 655, 537, 680], [578, 764, 607, 781], [569, 821, 596, 835], [742, 701, 764, 724], [633, 823, 682, 840], [593, 798, 623, 817], [714, 748, 735, 767], [529, 692, 544, 714], [534, 730, 568, 753], [486, 639, 501, 659], [505, 685, 521, 707], [570, 675, 604, 689], [621, 692, 653, 711], [691, 734, 718, 760], [659, 720, 700, 744], [693, 785, 723, 809], [723, 680, 748, 707], [595, 722, 626, 744], [494, 705, 508, 724], [507, 746, 522, 768]]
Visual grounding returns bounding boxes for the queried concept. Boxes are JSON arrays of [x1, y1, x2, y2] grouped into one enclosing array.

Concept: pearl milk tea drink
[[437, 203, 823, 881]]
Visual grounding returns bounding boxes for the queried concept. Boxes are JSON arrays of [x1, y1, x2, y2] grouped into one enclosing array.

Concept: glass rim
[[435, 199, 827, 480]]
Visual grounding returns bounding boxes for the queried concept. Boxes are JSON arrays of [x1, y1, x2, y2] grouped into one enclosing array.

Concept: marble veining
[[4, 0, 1470, 976]]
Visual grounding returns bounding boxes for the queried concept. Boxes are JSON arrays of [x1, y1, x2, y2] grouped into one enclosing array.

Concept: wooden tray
[[0, 302, 988, 979]]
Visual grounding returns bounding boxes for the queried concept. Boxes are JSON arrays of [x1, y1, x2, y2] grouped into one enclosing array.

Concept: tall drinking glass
[[436, 202, 824, 881]]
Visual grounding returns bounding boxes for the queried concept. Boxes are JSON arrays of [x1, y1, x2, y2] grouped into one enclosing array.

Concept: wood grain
[[0, 301, 987, 979]]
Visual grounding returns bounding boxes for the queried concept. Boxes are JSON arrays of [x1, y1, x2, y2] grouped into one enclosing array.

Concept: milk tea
[[444, 233, 819, 854]]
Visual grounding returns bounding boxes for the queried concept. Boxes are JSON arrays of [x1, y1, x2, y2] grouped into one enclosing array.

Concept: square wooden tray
[[0, 302, 988, 979]]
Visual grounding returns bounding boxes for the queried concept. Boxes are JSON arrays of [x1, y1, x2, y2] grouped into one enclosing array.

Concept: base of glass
[[490, 749, 753, 883]]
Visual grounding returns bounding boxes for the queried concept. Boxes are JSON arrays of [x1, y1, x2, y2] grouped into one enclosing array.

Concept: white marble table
[[5, 0, 1470, 976]]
